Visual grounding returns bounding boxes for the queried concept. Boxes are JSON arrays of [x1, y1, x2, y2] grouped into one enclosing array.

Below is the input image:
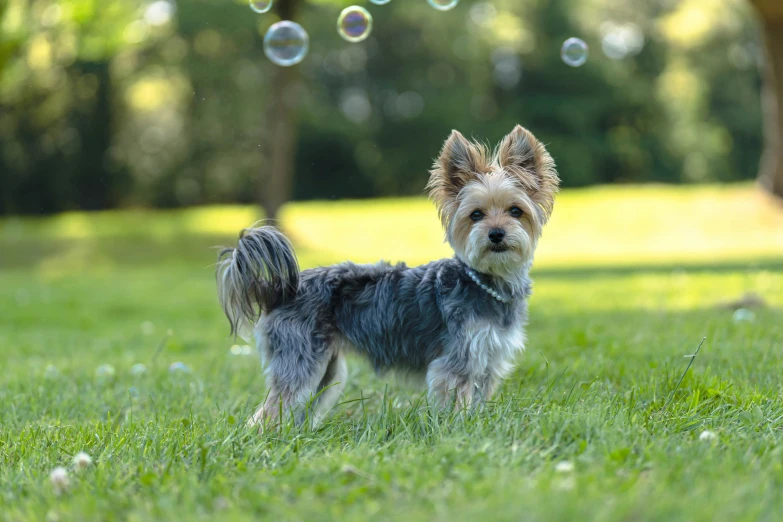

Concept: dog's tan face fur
[[427, 125, 559, 284]]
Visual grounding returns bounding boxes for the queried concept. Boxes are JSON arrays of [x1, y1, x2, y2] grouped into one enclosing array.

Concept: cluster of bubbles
[[249, 3, 591, 92], [254, 0, 461, 67]]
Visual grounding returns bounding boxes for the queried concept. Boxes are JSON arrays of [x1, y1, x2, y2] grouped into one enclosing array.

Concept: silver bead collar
[[465, 267, 511, 303]]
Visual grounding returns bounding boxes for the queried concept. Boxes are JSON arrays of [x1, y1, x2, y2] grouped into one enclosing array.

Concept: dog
[[216, 125, 559, 427]]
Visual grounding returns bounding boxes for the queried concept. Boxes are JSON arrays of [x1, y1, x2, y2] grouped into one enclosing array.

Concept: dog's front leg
[[426, 338, 479, 409]]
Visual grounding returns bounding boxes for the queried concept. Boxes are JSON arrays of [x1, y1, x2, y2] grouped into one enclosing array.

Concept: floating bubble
[[732, 308, 755, 323], [241, 345, 253, 355], [169, 361, 191, 373], [249, 0, 273, 14], [370, 0, 391, 4], [130, 363, 147, 376], [230, 345, 242, 355], [264, 21, 309, 67], [428, 0, 459, 11], [561, 37, 588, 67], [95, 364, 116, 378], [338, 6, 372, 43]]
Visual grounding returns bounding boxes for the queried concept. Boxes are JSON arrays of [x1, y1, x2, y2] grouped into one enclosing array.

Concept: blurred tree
[[749, 0, 783, 198], [0, 0, 769, 215], [262, 0, 302, 222]]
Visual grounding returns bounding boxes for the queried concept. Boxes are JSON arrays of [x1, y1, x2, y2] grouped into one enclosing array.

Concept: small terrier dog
[[217, 125, 559, 427]]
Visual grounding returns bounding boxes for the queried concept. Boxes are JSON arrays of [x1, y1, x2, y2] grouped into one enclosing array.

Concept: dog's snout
[[488, 228, 505, 244]]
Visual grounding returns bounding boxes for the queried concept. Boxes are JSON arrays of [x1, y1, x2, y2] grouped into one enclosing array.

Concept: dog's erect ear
[[427, 130, 489, 225], [495, 125, 559, 222]]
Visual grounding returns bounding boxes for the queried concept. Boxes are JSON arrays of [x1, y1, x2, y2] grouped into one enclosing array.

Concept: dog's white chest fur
[[464, 317, 526, 379]]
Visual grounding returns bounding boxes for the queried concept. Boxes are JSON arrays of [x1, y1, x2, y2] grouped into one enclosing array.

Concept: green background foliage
[[0, 0, 765, 214]]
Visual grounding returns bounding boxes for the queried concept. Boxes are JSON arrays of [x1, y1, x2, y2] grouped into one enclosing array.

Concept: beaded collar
[[464, 267, 511, 303]]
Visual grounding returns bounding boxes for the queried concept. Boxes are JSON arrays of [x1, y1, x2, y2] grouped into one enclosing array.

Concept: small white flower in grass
[[73, 452, 92, 470], [168, 362, 191, 373], [732, 308, 755, 323], [95, 364, 115, 378], [555, 460, 574, 473], [141, 321, 156, 335], [49, 467, 70, 494], [699, 430, 717, 441]]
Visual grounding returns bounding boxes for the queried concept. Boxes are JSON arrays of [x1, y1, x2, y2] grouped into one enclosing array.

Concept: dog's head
[[427, 125, 559, 280]]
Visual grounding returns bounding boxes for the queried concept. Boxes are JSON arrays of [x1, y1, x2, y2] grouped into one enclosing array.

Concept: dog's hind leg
[[309, 350, 348, 426], [247, 318, 343, 430]]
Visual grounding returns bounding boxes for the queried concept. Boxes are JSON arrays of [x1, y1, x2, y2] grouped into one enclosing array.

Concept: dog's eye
[[509, 206, 523, 218], [470, 210, 484, 222]]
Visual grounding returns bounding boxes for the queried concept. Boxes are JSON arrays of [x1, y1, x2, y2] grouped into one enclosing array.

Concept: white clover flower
[[49, 467, 70, 494], [73, 452, 92, 470], [95, 364, 115, 378], [554, 460, 574, 473], [699, 430, 717, 441]]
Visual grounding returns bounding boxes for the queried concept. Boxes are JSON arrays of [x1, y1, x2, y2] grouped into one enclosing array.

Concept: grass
[[1, 183, 782, 521]]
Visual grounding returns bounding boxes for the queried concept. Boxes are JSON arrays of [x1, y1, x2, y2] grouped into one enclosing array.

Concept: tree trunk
[[751, 0, 783, 199], [259, 0, 302, 222]]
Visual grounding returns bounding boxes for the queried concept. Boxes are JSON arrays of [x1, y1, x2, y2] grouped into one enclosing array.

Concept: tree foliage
[[0, 0, 765, 214]]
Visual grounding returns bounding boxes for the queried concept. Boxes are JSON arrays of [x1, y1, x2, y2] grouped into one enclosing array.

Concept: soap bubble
[[264, 21, 309, 67], [249, 0, 272, 14], [338, 6, 372, 43], [732, 308, 756, 323], [130, 363, 147, 376], [428, 0, 459, 11], [168, 361, 191, 373], [561, 37, 588, 67], [370, 0, 391, 4]]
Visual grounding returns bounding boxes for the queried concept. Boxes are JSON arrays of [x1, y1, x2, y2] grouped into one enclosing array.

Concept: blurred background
[[1, 0, 782, 219]]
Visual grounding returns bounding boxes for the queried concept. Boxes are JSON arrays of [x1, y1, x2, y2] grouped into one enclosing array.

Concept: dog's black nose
[[488, 228, 505, 244]]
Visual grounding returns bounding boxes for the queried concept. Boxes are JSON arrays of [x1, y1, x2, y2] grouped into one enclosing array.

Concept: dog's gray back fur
[[297, 260, 530, 373]]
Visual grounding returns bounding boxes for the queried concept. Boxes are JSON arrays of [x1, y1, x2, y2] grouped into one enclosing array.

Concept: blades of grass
[[663, 337, 706, 413]]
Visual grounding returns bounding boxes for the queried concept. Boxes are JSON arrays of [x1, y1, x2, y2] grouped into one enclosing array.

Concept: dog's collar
[[464, 267, 511, 303]]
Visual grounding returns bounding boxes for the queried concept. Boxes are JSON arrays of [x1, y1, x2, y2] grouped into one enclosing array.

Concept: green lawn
[[1, 184, 782, 521]]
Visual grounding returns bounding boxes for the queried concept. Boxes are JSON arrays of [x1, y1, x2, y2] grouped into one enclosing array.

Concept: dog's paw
[[246, 407, 269, 433]]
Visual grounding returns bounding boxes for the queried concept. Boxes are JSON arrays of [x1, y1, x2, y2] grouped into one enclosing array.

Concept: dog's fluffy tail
[[216, 225, 300, 337]]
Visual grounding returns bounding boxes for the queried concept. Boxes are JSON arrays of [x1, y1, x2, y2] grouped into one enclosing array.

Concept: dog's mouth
[[489, 244, 509, 253]]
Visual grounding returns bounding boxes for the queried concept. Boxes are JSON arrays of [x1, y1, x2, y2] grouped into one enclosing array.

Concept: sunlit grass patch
[[2, 183, 781, 273]]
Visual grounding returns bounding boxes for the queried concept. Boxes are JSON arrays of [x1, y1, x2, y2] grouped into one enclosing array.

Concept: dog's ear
[[495, 125, 559, 222], [427, 130, 489, 225]]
